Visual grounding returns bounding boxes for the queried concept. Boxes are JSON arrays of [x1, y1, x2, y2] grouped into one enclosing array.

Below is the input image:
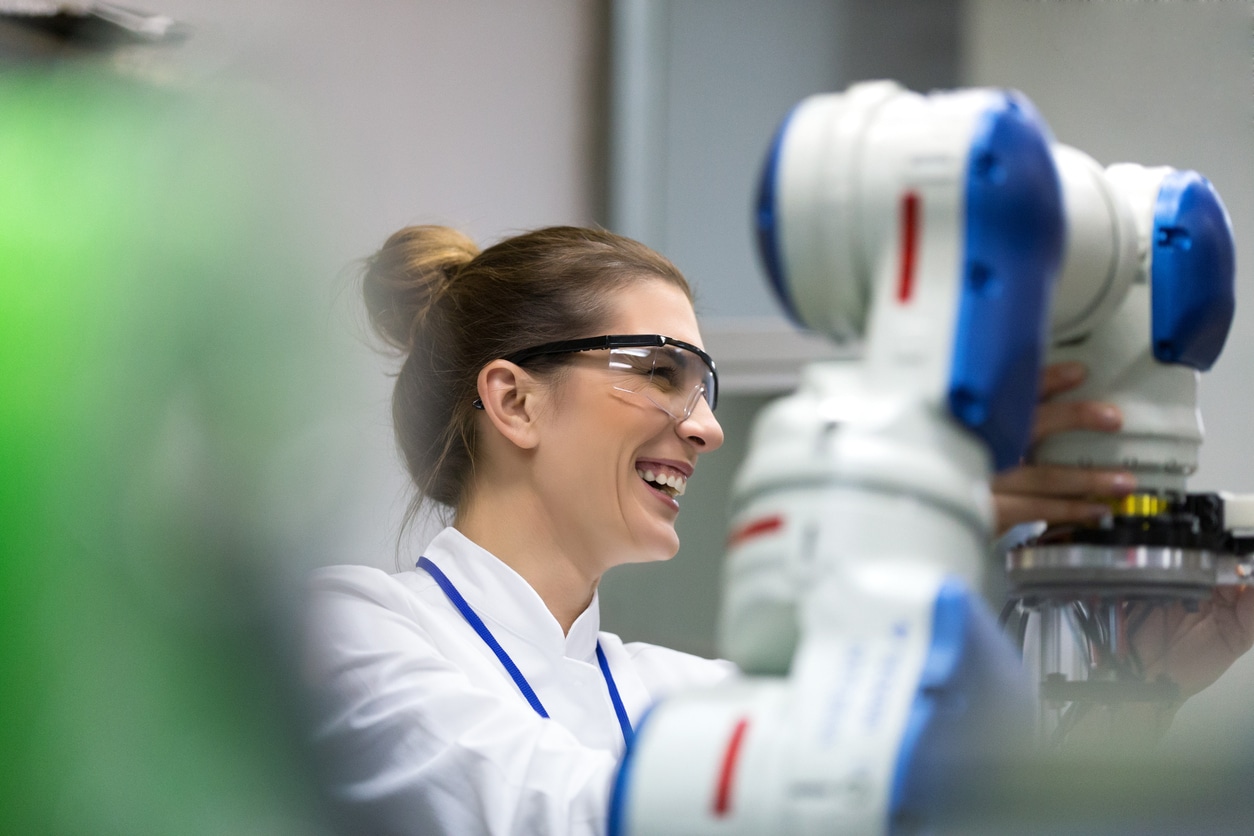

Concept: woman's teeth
[[637, 468, 687, 497]]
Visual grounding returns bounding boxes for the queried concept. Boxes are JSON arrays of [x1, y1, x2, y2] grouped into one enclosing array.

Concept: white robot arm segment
[[1034, 153, 1235, 486], [757, 80, 1064, 472]]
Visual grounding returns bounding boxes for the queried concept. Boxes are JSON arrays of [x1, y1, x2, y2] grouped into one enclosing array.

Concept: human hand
[[1130, 587, 1254, 700], [992, 361, 1137, 536]]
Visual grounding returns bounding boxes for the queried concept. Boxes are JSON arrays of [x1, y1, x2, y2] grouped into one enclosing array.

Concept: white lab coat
[[304, 527, 737, 835]]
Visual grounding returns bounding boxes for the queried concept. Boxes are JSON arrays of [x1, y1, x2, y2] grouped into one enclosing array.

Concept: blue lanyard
[[417, 556, 633, 746]]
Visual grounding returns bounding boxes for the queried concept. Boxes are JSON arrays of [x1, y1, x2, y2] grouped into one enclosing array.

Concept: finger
[[993, 464, 1136, 499], [994, 494, 1110, 533], [1211, 587, 1254, 651], [1039, 361, 1088, 398], [1232, 587, 1254, 647], [1032, 399, 1122, 442], [1130, 601, 1195, 667], [1233, 586, 1254, 625], [1212, 585, 1244, 606], [1221, 588, 1254, 651], [1127, 602, 1169, 665]]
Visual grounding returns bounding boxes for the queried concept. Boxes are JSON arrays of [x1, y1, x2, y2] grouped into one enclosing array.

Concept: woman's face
[[532, 278, 724, 572]]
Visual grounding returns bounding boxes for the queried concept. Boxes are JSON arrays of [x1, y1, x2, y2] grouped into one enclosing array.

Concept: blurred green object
[[0, 69, 335, 834]]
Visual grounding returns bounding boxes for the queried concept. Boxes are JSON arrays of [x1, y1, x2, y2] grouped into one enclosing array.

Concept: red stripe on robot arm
[[897, 191, 921, 303], [712, 717, 751, 817], [726, 515, 784, 549]]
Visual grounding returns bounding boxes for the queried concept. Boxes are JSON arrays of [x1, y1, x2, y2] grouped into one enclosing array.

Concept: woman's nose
[[678, 396, 724, 452]]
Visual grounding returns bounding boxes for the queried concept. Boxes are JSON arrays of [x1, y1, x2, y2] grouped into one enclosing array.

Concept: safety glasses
[[488, 334, 718, 421]]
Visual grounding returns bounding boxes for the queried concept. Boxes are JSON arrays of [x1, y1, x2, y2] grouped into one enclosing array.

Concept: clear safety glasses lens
[[606, 344, 715, 421]]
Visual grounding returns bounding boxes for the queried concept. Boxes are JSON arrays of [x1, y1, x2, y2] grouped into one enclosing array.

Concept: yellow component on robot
[[1107, 493, 1170, 517]]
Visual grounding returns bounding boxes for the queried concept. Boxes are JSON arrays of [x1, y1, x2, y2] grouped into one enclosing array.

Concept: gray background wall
[[109, 0, 610, 571]]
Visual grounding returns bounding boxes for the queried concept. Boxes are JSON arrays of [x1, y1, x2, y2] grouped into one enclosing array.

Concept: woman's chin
[[636, 524, 681, 563], [602, 523, 680, 567]]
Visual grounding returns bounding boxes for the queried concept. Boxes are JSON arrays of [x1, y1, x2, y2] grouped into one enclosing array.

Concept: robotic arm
[[610, 78, 1242, 834], [611, 81, 1063, 835], [1037, 144, 1235, 485]]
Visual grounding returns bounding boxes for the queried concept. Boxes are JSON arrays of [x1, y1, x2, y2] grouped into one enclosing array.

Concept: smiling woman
[[304, 225, 735, 836]]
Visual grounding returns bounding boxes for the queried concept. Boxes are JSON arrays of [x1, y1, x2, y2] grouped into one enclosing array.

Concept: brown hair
[[361, 225, 691, 516]]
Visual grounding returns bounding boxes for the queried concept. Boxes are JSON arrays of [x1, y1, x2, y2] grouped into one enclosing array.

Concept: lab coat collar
[[421, 527, 601, 663]]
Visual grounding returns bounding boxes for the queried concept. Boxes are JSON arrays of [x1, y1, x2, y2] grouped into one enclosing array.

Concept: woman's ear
[[476, 361, 545, 450]]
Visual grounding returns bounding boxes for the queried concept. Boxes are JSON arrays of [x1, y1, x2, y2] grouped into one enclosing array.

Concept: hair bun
[[361, 225, 480, 351]]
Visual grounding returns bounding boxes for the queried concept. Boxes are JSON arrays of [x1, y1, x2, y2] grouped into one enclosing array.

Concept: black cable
[[998, 597, 1019, 630]]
